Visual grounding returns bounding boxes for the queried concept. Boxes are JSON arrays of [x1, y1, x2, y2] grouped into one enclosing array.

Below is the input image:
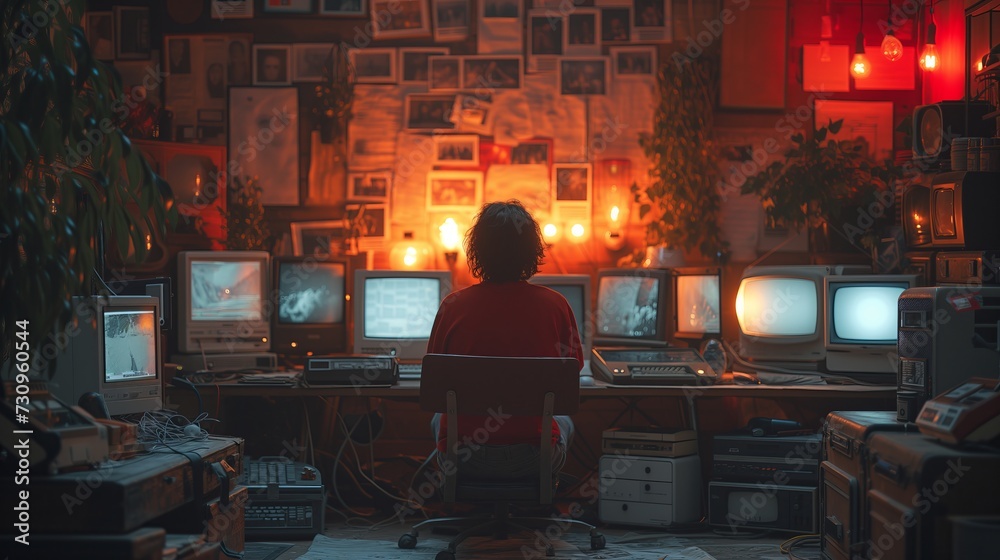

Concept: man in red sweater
[[428, 200, 583, 478]]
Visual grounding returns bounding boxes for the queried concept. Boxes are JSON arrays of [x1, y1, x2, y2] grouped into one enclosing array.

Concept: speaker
[[911, 101, 994, 163]]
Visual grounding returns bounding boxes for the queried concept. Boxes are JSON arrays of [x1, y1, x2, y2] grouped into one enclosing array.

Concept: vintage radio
[[709, 481, 818, 534], [866, 433, 1000, 560], [303, 355, 398, 386], [712, 433, 822, 486], [820, 411, 915, 560]]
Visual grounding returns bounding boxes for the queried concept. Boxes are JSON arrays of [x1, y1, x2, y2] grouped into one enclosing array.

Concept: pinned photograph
[[320, 0, 366, 16], [633, 0, 671, 42], [290, 220, 349, 257], [349, 48, 397, 84], [433, 0, 470, 42], [611, 46, 657, 78], [429, 56, 461, 90], [426, 171, 483, 211], [370, 0, 430, 39], [449, 95, 495, 135], [433, 135, 480, 166], [348, 171, 392, 202], [559, 57, 610, 95], [511, 139, 552, 166], [565, 9, 601, 56], [462, 56, 521, 90], [598, 4, 631, 43], [553, 163, 592, 203], [405, 94, 458, 131], [292, 43, 335, 82], [253, 44, 292, 85], [481, 0, 520, 18], [399, 48, 448, 83], [527, 10, 562, 73], [346, 203, 388, 250]]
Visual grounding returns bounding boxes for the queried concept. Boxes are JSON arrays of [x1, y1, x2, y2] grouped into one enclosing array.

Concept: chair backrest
[[419, 354, 581, 416]]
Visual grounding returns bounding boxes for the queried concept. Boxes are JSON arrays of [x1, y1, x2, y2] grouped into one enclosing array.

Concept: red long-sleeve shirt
[[427, 280, 584, 452]]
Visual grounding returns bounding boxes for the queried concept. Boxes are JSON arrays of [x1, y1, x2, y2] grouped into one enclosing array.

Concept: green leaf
[[828, 119, 844, 134]]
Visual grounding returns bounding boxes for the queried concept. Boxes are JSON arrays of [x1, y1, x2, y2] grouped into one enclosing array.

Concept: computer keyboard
[[240, 458, 326, 539], [398, 362, 422, 380]]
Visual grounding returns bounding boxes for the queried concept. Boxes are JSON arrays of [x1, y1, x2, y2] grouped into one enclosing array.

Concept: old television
[[901, 183, 931, 248], [272, 256, 352, 357], [177, 251, 270, 354], [926, 171, 1000, 249], [671, 267, 722, 342], [735, 265, 869, 365], [824, 274, 919, 376], [49, 296, 162, 416], [529, 274, 591, 354], [910, 101, 993, 162], [594, 268, 671, 347], [353, 270, 452, 361]]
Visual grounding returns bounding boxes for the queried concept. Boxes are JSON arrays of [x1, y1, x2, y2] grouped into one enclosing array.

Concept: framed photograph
[[598, 4, 631, 44], [405, 94, 457, 131], [814, 100, 895, 161], [553, 163, 592, 206], [565, 9, 601, 56], [558, 57, 610, 95], [527, 10, 562, 73], [264, 0, 312, 13], [348, 170, 392, 202], [429, 56, 461, 90], [433, 135, 480, 166], [253, 44, 292, 85], [370, 0, 430, 39], [167, 37, 192, 75], [290, 220, 349, 257], [114, 6, 150, 60], [433, 0, 470, 42], [346, 203, 388, 250], [319, 0, 366, 16], [349, 48, 397, 84], [511, 138, 552, 166], [462, 56, 521, 90], [449, 94, 495, 135], [229, 87, 300, 205], [633, 0, 671, 42], [480, 0, 520, 18], [84, 11, 114, 61], [292, 43, 335, 82], [399, 48, 448, 83], [212, 0, 254, 19], [426, 171, 483, 211], [611, 46, 656, 79]]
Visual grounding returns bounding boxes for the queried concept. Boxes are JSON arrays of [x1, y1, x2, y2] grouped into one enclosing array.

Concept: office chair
[[398, 354, 605, 560]]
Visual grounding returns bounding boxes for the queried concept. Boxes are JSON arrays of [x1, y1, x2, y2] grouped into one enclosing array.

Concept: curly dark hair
[[465, 200, 545, 283]]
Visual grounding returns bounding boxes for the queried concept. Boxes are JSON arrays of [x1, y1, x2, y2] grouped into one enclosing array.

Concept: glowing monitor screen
[[190, 260, 263, 321], [597, 276, 661, 338], [736, 277, 817, 337], [363, 277, 441, 339], [676, 275, 721, 335], [831, 285, 906, 343], [277, 262, 345, 325], [104, 309, 158, 383], [932, 186, 956, 238]]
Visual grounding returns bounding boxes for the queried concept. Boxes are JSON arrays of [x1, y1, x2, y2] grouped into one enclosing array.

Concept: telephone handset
[[916, 377, 1000, 445]]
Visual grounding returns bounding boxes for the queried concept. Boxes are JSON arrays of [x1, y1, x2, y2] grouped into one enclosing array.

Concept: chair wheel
[[435, 551, 456, 560], [398, 533, 418, 549], [590, 532, 606, 550]]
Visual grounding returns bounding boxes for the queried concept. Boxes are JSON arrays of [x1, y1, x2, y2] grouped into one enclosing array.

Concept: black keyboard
[[240, 458, 326, 540]]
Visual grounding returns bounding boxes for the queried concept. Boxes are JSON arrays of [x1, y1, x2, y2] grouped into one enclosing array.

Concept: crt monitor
[[735, 264, 870, 365], [594, 268, 670, 347], [48, 296, 162, 416], [671, 267, 722, 341], [824, 274, 918, 375], [177, 251, 270, 354], [272, 256, 351, 356], [353, 270, 452, 361], [529, 274, 591, 354], [928, 171, 1000, 250]]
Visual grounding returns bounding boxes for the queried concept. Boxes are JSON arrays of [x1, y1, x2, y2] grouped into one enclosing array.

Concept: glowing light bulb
[[542, 223, 559, 240], [977, 59, 984, 72], [881, 31, 903, 62], [851, 32, 871, 79], [403, 247, 418, 267], [570, 223, 586, 238], [439, 218, 460, 251], [610, 206, 620, 223], [919, 22, 938, 72]]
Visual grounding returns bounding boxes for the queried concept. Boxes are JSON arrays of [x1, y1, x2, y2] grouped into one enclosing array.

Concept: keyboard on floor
[[240, 458, 326, 540]]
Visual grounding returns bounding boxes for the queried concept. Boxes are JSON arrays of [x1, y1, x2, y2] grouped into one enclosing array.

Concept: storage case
[[866, 433, 1000, 560], [598, 454, 701, 527], [821, 411, 915, 560]]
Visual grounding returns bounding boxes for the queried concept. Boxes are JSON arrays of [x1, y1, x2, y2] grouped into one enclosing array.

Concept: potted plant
[[632, 55, 728, 266], [739, 120, 902, 253], [1, 1, 173, 366]]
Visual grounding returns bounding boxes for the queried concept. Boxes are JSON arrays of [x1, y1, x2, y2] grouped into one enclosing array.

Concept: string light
[[850, 0, 871, 78], [881, 1, 903, 62], [919, 2, 938, 71]]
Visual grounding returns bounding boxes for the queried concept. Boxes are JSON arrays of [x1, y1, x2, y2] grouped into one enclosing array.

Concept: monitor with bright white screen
[[672, 267, 722, 341], [353, 270, 452, 361], [735, 264, 870, 365], [272, 256, 351, 356], [529, 274, 591, 353], [825, 274, 918, 375], [178, 251, 270, 354], [595, 268, 670, 347], [50, 296, 162, 416]]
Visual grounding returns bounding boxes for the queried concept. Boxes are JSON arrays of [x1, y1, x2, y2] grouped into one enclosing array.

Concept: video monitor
[[272, 256, 350, 356], [353, 270, 452, 361], [529, 274, 591, 353], [103, 308, 158, 383], [672, 267, 722, 340], [594, 268, 670, 347]]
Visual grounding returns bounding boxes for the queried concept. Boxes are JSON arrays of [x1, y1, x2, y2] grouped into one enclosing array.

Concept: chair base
[[398, 502, 606, 559]]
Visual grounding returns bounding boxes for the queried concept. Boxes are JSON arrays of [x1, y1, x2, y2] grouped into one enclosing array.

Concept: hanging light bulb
[[881, 1, 903, 62], [851, 32, 872, 79], [919, 20, 938, 71]]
